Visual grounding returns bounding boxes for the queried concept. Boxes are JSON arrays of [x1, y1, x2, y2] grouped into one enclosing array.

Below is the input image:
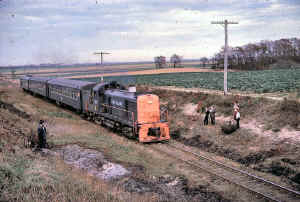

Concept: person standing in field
[[203, 107, 210, 125], [233, 101, 239, 111], [209, 105, 216, 125], [234, 109, 240, 129], [37, 120, 47, 149], [196, 101, 202, 113]]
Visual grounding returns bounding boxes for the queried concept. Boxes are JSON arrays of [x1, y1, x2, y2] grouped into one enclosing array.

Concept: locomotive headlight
[[148, 101, 153, 104]]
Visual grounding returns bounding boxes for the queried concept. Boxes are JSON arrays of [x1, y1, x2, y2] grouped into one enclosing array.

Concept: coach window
[[89, 90, 94, 104]]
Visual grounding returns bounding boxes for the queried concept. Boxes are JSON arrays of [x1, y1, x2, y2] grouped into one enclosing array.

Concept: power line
[[211, 20, 239, 95]]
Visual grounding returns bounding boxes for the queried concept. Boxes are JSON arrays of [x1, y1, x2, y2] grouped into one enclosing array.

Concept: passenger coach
[[47, 78, 95, 111], [28, 77, 51, 97]]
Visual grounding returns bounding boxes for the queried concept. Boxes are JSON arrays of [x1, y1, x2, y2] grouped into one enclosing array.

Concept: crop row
[[78, 69, 300, 93]]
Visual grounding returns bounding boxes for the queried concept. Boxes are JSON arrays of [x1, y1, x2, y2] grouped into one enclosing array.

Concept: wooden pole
[[211, 20, 238, 95]]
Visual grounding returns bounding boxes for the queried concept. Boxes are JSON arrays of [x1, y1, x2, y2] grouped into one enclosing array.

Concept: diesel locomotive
[[20, 76, 170, 143]]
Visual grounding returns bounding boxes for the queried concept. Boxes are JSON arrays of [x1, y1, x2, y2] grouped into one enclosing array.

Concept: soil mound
[[0, 100, 31, 120]]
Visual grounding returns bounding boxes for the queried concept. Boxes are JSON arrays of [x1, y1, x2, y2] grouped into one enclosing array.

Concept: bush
[[221, 120, 237, 134]]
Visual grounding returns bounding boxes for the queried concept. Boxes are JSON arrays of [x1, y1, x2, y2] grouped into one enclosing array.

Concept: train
[[20, 76, 170, 143]]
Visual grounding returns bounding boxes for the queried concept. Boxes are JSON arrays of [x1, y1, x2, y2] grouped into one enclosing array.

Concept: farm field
[[78, 68, 300, 93], [0, 61, 204, 77], [0, 63, 155, 77], [66, 67, 219, 79]]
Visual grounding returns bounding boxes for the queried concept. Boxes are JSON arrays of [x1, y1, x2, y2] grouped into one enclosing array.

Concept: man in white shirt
[[235, 110, 240, 129]]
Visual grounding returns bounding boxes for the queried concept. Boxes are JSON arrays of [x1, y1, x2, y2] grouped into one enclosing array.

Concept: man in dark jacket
[[203, 107, 210, 125], [37, 120, 47, 149]]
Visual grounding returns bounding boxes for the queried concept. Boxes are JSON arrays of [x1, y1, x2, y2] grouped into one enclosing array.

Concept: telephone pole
[[211, 20, 238, 95], [94, 52, 110, 65]]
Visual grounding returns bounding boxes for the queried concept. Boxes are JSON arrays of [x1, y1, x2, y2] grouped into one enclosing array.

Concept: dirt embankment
[[139, 86, 300, 190], [0, 80, 232, 202]]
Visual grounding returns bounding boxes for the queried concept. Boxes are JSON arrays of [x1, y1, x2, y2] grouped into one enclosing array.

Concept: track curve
[[150, 141, 300, 202]]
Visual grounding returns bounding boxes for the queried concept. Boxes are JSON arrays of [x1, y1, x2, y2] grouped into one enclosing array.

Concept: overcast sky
[[0, 0, 299, 66]]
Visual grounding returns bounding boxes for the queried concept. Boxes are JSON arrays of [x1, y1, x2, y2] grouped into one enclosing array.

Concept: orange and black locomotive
[[20, 76, 170, 143]]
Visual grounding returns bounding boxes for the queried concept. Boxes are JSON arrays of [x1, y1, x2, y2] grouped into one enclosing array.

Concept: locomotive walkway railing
[[101, 104, 135, 126]]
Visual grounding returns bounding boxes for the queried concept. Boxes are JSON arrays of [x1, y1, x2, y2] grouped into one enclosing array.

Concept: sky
[[0, 0, 299, 66]]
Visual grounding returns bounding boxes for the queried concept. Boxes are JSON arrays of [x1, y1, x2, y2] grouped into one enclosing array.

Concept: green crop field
[[77, 69, 300, 93]]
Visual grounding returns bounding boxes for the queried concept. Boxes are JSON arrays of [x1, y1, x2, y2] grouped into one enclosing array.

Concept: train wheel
[[122, 127, 135, 139]]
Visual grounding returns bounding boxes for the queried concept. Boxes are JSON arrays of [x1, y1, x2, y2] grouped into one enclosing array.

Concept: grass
[[50, 129, 175, 177], [146, 87, 299, 131], [0, 88, 158, 201], [144, 86, 300, 191], [0, 152, 120, 202], [3, 78, 300, 201], [36, 108, 78, 120], [0, 123, 159, 202]]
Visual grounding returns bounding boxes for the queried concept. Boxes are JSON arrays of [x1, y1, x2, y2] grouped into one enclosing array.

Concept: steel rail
[[151, 143, 280, 202], [150, 142, 300, 202], [168, 142, 300, 198]]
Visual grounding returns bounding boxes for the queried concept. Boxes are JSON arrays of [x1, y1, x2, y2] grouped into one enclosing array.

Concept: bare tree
[[170, 54, 183, 68], [211, 37, 300, 70], [154, 56, 167, 69], [200, 57, 208, 67], [11, 69, 16, 79]]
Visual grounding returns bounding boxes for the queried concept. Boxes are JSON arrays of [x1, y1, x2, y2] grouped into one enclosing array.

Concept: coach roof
[[20, 75, 31, 80], [28, 76, 52, 82], [48, 78, 96, 89]]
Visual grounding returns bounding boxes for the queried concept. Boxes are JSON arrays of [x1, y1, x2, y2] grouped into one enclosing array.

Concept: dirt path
[[148, 86, 299, 102], [181, 103, 300, 144]]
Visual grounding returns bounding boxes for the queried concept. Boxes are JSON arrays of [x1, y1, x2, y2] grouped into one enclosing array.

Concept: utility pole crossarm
[[211, 21, 239, 24], [94, 51, 111, 65]]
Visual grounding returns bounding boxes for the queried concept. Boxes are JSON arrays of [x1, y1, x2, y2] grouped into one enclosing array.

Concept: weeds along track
[[150, 141, 300, 202]]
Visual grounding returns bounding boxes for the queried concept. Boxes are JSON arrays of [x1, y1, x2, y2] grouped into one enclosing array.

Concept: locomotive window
[[111, 99, 122, 107], [118, 100, 122, 106]]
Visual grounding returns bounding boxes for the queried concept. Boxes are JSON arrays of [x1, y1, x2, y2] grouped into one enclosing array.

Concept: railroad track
[[150, 141, 300, 202]]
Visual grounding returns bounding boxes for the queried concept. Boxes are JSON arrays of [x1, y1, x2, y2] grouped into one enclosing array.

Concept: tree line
[[206, 37, 300, 70]]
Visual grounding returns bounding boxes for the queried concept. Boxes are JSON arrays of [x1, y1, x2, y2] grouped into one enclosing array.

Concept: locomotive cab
[[137, 94, 170, 142]]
